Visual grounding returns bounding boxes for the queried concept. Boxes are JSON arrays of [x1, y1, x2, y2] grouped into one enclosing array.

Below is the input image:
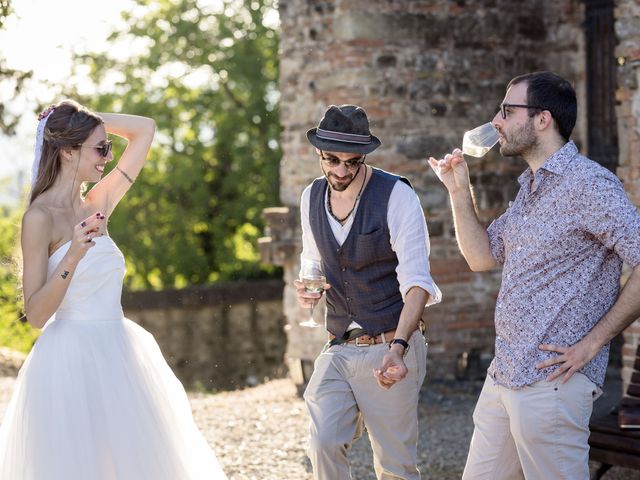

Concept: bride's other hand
[[68, 212, 106, 261], [22, 207, 105, 329]]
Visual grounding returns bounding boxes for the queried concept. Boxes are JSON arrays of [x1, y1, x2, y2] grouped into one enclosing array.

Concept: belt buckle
[[355, 335, 374, 347]]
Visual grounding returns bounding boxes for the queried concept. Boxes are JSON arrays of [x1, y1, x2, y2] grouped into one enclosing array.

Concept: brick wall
[[264, 0, 588, 382], [122, 280, 286, 391], [615, 0, 640, 392]]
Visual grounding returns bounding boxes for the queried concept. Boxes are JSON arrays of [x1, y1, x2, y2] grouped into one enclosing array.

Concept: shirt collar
[[517, 141, 578, 186]]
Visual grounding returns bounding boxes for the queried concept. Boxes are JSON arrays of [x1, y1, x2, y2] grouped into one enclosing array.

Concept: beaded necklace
[[327, 165, 368, 224]]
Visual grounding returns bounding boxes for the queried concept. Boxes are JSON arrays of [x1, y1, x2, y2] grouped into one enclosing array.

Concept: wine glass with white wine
[[462, 122, 500, 158], [299, 260, 326, 328]]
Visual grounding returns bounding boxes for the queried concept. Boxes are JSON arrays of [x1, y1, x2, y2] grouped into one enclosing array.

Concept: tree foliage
[[0, 207, 38, 353], [68, 0, 281, 289]]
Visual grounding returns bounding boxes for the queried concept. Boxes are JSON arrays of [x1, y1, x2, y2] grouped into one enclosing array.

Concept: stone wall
[[615, 0, 640, 391], [122, 280, 286, 391], [264, 0, 587, 381]]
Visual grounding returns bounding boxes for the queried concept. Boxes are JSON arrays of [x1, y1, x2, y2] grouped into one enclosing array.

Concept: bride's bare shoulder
[[22, 203, 53, 244]]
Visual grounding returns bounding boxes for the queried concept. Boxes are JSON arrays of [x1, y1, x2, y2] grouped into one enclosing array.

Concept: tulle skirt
[[0, 317, 227, 480]]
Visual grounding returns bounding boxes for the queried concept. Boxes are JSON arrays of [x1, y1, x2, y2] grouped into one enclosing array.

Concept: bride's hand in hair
[[68, 212, 106, 262]]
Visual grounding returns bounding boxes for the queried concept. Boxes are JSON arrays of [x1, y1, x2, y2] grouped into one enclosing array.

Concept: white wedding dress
[[0, 236, 227, 480]]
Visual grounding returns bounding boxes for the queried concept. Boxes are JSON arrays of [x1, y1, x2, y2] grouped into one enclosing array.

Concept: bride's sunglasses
[[77, 139, 113, 158]]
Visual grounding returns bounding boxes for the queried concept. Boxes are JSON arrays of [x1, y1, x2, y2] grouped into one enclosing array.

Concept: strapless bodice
[[47, 236, 125, 322]]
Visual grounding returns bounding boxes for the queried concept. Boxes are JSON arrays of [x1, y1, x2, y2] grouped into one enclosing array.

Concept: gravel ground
[[183, 379, 640, 480], [0, 346, 638, 479]]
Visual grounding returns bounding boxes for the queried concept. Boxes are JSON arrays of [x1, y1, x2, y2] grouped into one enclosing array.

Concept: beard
[[323, 165, 361, 192], [498, 118, 539, 158]]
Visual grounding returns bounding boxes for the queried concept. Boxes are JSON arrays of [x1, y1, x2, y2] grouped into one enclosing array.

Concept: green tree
[[0, 206, 38, 353], [68, 0, 281, 289]]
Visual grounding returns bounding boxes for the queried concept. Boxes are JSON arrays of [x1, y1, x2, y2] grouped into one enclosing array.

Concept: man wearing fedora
[[295, 104, 441, 480]]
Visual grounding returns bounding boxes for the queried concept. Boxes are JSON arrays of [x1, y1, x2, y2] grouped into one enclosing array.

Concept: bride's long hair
[[30, 100, 103, 204]]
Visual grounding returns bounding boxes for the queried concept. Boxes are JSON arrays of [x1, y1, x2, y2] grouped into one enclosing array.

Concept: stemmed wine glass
[[299, 260, 326, 328], [462, 122, 499, 158]]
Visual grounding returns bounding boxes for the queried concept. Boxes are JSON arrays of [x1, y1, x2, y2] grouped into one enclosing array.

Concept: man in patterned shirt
[[428, 71, 640, 479]]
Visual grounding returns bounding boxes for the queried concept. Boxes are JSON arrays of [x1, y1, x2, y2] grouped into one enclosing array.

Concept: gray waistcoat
[[309, 167, 412, 338]]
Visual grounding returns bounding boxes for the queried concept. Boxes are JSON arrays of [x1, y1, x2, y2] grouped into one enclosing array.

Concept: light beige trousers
[[303, 330, 427, 480], [462, 373, 600, 480]]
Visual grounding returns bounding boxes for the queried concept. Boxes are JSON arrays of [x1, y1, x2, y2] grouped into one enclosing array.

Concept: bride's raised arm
[[87, 113, 155, 216]]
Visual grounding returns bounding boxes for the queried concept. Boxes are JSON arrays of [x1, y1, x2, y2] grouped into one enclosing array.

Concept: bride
[[0, 100, 228, 479]]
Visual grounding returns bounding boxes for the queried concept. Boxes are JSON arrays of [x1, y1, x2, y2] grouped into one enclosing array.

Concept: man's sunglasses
[[498, 103, 546, 120], [320, 151, 366, 170], [78, 139, 113, 158]]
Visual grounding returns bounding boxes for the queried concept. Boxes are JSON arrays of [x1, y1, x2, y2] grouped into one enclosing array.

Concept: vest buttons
[[346, 297, 351, 302], [343, 280, 348, 285], [341, 267, 346, 272]]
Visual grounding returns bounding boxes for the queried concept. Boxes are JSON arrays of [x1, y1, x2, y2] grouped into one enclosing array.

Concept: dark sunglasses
[[320, 151, 366, 170], [78, 139, 113, 158]]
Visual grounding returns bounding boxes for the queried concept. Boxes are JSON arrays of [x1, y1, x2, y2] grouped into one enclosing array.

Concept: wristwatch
[[389, 338, 410, 356]]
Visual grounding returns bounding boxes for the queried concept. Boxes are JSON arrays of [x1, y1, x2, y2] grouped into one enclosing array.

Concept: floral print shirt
[[487, 141, 640, 388]]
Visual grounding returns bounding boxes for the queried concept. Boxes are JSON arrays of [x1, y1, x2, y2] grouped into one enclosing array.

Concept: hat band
[[316, 128, 372, 145]]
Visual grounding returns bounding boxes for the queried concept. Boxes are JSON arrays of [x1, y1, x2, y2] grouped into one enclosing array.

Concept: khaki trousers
[[462, 373, 600, 480], [303, 330, 427, 480]]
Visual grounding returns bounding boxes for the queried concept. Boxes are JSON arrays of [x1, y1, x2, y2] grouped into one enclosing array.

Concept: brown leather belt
[[329, 328, 397, 346]]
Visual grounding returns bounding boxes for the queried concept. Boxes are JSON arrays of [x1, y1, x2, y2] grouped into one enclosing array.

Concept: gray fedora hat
[[306, 104, 381, 154]]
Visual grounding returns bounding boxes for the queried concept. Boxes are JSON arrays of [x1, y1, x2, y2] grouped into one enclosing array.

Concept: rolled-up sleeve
[[579, 174, 640, 268], [388, 182, 442, 306]]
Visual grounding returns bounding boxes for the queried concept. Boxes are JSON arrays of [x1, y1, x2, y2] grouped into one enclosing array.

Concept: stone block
[[395, 133, 448, 159], [615, 17, 640, 41], [334, 12, 431, 43]]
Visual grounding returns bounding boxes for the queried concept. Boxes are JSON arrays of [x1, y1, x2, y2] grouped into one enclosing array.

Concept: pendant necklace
[[327, 166, 367, 224]]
